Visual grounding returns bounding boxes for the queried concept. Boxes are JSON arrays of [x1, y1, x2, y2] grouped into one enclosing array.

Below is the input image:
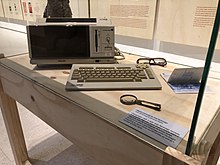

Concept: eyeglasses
[[136, 57, 167, 67]]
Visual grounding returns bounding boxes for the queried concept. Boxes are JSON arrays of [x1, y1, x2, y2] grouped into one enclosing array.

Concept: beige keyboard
[[65, 64, 162, 90]]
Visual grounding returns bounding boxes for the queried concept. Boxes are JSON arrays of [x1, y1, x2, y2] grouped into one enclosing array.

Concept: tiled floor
[[0, 103, 219, 165], [0, 103, 99, 165]]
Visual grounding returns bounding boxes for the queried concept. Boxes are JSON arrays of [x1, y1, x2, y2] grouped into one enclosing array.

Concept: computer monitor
[[27, 23, 115, 65]]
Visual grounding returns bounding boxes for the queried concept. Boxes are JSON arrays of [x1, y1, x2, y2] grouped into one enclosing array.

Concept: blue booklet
[[161, 67, 204, 94]]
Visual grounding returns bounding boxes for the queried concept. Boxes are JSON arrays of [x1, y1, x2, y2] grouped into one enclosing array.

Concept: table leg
[[206, 132, 220, 165], [163, 147, 200, 165], [0, 80, 28, 165]]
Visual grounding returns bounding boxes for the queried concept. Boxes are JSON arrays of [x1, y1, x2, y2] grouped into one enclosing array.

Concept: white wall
[[0, 22, 28, 56]]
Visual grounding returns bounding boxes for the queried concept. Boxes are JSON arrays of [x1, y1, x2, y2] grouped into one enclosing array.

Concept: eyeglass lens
[[136, 58, 167, 66]]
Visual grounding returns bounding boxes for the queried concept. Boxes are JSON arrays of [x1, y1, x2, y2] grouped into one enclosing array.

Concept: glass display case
[[0, 0, 220, 164]]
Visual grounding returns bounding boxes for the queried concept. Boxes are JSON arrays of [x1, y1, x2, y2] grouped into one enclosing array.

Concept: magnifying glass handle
[[137, 100, 161, 111]]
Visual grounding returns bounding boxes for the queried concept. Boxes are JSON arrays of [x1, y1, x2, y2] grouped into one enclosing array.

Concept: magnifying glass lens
[[121, 95, 137, 105], [120, 94, 161, 111]]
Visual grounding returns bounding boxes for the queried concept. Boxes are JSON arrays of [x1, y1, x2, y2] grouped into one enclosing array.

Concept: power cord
[[114, 47, 125, 60]]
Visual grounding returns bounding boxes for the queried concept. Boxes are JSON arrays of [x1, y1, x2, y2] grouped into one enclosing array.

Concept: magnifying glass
[[120, 94, 161, 111]]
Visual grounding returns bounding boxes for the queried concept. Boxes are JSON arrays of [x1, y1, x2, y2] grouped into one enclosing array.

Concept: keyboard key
[[145, 69, 155, 79], [85, 77, 134, 82], [96, 67, 115, 69], [79, 67, 94, 69]]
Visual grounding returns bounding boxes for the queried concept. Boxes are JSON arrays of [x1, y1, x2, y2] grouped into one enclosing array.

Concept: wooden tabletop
[[1, 54, 220, 155], [1, 53, 220, 155]]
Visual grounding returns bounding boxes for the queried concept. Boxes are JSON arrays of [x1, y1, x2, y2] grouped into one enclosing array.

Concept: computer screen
[[27, 25, 90, 60]]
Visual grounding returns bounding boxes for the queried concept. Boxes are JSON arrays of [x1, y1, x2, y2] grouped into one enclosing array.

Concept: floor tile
[[1, 103, 99, 165], [0, 148, 15, 165]]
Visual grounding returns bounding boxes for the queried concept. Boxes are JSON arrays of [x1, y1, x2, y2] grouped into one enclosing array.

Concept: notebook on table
[[161, 67, 204, 93]]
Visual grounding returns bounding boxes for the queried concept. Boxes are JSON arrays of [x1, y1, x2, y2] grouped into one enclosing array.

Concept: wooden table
[[0, 54, 220, 165]]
